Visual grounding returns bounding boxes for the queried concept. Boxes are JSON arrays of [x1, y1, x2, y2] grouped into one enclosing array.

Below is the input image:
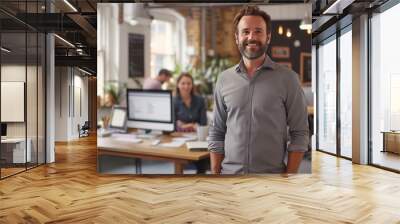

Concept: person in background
[[174, 72, 209, 174], [143, 68, 172, 90], [174, 72, 207, 132]]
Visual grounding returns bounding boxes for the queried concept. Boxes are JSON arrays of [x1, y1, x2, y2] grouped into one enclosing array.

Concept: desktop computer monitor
[[127, 89, 174, 131]]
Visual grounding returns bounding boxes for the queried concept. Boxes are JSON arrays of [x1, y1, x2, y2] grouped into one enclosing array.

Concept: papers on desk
[[112, 133, 137, 138], [111, 133, 142, 143], [172, 133, 198, 142], [172, 137, 197, 142], [182, 133, 197, 138], [159, 141, 185, 148], [115, 138, 142, 143], [159, 133, 197, 148], [186, 141, 208, 151]]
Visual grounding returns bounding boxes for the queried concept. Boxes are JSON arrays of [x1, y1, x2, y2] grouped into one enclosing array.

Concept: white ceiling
[[260, 3, 311, 20]]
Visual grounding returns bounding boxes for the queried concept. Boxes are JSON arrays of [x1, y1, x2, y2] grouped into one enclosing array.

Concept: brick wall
[[177, 7, 242, 68], [175, 7, 311, 78]]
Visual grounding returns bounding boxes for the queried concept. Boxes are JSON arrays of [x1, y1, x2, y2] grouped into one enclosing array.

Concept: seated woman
[[174, 73, 209, 174], [174, 73, 207, 132]]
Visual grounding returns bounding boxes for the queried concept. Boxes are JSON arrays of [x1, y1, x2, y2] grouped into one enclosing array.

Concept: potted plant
[[102, 81, 127, 107], [204, 56, 234, 109], [204, 56, 234, 86]]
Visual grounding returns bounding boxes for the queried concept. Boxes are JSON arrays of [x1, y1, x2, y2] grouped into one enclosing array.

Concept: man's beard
[[238, 40, 268, 60]]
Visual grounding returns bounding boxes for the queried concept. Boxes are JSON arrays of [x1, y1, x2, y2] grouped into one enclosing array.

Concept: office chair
[[79, 121, 90, 138]]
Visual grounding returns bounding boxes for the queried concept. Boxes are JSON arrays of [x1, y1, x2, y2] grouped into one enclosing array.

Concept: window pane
[[151, 20, 175, 78], [340, 30, 352, 158], [318, 38, 337, 154], [371, 3, 400, 171]]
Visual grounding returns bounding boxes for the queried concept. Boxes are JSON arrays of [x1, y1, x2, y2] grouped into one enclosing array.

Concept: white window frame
[[149, 9, 188, 76]]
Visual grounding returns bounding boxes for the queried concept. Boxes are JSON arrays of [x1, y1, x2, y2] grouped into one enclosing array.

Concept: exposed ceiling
[[1, 0, 313, 75], [0, 0, 97, 74], [311, 0, 390, 43]]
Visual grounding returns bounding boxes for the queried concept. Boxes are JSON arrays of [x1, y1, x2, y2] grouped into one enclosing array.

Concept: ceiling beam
[[67, 13, 97, 39], [55, 55, 96, 71]]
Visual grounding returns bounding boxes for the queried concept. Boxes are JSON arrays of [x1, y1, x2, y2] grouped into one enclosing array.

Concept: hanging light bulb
[[307, 29, 312, 34], [299, 12, 312, 30], [286, 28, 292, 38], [278, 25, 283, 35], [299, 18, 312, 31]]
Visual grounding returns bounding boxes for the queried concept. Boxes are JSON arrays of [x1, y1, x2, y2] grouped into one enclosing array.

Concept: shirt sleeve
[[285, 72, 309, 152], [199, 96, 208, 126], [208, 77, 227, 154]]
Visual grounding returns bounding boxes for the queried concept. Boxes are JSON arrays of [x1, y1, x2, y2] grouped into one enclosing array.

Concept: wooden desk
[[97, 133, 209, 174], [381, 131, 400, 154], [1, 138, 32, 165]]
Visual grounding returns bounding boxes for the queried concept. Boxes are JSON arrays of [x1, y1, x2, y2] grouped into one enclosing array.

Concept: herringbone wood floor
[[1, 135, 400, 223]]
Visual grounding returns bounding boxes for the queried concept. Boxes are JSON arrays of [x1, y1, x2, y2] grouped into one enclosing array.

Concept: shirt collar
[[235, 54, 276, 73]]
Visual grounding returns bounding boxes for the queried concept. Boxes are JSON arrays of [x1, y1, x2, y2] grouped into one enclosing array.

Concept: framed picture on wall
[[277, 62, 292, 69], [271, 46, 290, 58], [300, 52, 312, 85]]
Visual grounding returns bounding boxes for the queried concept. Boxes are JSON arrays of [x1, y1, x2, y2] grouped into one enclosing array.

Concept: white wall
[[97, 3, 120, 97], [1, 64, 46, 164], [1, 65, 33, 137], [1, 65, 26, 138], [120, 21, 151, 88], [98, 3, 150, 102], [55, 67, 89, 141], [73, 74, 89, 137], [55, 67, 68, 141]]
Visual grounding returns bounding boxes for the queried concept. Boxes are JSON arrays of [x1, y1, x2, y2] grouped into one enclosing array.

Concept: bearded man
[[208, 5, 309, 174]]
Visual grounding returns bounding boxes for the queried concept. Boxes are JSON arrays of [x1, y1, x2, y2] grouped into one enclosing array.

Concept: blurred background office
[[97, 3, 312, 111], [97, 3, 312, 174]]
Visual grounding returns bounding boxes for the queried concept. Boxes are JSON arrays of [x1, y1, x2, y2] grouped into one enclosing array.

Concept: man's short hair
[[158, 69, 172, 77], [233, 5, 272, 35]]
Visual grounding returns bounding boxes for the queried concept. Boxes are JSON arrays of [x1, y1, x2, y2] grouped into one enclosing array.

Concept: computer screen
[[127, 89, 174, 131], [110, 107, 127, 129], [1, 123, 7, 137]]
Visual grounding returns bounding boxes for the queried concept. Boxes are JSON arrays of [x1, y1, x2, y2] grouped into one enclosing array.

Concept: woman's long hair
[[175, 72, 195, 97]]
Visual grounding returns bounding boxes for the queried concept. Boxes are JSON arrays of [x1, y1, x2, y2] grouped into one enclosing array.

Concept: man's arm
[[208, 77, 227, 174], [210, 152, 225, 174], [285, 72, 309, 173]]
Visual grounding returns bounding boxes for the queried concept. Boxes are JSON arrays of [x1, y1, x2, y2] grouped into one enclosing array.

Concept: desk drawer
[[0, 140, 32, 163], [13, 141, 31, 163], [0, 147, 14, 163]]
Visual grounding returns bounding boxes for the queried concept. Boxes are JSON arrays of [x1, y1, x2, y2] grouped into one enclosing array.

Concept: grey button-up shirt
[[208, 55, 309, 174]]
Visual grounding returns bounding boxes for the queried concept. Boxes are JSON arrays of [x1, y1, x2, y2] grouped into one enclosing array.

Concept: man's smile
[[245, 41, 261, 50]]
